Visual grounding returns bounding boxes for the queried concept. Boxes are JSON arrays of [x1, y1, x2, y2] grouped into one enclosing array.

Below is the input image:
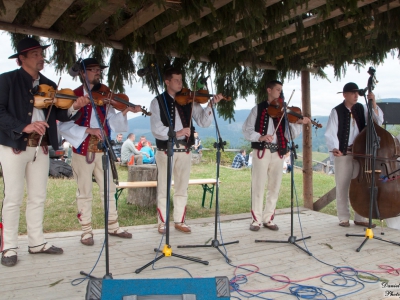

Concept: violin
[[31, 84, 79, 109], [267, 98, 322, 129], [91, 85, 151, 116], [175, 88, 231, 106]]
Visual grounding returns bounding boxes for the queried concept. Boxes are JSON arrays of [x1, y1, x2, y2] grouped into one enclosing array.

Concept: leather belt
[[157, 148, 190, 153], [27, 132, 48, 147], [88, 135, 103, 153]]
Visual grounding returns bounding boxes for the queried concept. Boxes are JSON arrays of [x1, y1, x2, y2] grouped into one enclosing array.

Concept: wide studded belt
[[264, 143, 279, 153], [27, 132, 48, 147]]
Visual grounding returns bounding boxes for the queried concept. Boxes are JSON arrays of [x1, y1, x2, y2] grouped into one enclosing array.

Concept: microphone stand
[[135, 70, 209, 274], [345, 90, 400, 251], [177, 98, 239, 262], [78, 71, 116, 280], [255, 101, 312, 256]]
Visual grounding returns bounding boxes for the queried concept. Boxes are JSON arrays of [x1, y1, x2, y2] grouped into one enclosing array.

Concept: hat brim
[[85, 64, 108, 70], [8, 45, 50, 59]]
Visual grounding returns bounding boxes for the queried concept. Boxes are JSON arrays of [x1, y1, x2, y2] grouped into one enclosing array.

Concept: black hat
[[8, 37, 50, 59], [80, 58, 108, 70], [341, 82, 359, 93]]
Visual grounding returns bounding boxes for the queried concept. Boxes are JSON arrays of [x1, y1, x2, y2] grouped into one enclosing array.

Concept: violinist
[[325, 82, 383, 228], [58, 58, 141, 246], [0, 38, 87, 267], [242, 80, 311, 232], [150, 67, 223, 234]]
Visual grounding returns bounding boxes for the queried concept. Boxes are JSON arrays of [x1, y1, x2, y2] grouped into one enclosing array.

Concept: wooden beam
[[188, 0, 280, 44], [78, 0, 126, 35], [0, 0, 26, 23], [154, 0, 233, 42], [212, 0, 327, 49], [109, 3, 166, 41], [32, 0, 74, 29], [313, 187, 336, 211], [237, 0, 378, 53], [301, 70, 313, 210]]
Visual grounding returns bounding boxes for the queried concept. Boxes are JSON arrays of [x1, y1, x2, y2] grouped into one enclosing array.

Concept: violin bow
[[272, 89, 295, 137], [185, 76, 198, 144], [32, 77, 62, 163], [102, 75, 118, 128]]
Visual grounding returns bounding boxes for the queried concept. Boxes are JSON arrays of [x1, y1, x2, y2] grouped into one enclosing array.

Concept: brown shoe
[[80, 232, 94, 246], [1, 250, 17, 267], [158, 223, 166, 234], [263, 222, 279, 231], [339, 221, 350, 227], [28, 245, 63, 255], [175, 222, 191, 233], [250, 224, 260, 231], [109, 230, 132, 239], [354, 221, 376, 228]]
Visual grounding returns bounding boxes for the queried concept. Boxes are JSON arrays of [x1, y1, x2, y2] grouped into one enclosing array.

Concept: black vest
[[251, 101, 288, 156], [335, 102, 366, 154], [155, 92, 195, 149]]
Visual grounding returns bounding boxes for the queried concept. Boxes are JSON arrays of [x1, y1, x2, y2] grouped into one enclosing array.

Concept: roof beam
[[154, 0, 233, 42], [78, 0, 126, 35], [32, 0, 75, 29], [237, 0, 378, 52], [109, 3, 166, 41], [0, 0, 26, 23], [211, 0, 327, 49], [188, 0, 280, 44]]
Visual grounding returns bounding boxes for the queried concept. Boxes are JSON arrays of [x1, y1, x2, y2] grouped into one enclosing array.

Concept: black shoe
[[1, 253, 17, 267], [28, 245, 63, 255]]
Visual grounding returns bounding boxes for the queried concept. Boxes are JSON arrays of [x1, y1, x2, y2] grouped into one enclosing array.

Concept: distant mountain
[[112, 97, 397, 151]]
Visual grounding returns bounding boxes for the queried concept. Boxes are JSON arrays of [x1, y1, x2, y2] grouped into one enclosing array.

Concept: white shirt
[[242, 105, 303, 143], [324, 102, 383, 161], [150, 95, 213, 141]]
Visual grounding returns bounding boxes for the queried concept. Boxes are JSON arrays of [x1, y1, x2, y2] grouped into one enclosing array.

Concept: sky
[[1, 30, 400, 118]]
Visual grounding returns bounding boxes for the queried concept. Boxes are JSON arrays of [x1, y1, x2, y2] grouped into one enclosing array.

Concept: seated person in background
[[140, 141, 155, 164], [136, 135, 147, 151], [231, 149, 247, 168], [121, 133, 143, 165], [194, 131, 203, 154], [112, 133, 123, 162]]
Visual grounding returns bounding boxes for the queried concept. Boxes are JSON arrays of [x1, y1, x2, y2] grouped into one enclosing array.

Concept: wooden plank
[[78, 0, 125, 35], [0, 0, 26, 23], [109, 3, 166, 41], [313, 187, 336, 211], [154, 0, 233, 42], [117, 178, 219, 189], [32, 0, 74, 29]]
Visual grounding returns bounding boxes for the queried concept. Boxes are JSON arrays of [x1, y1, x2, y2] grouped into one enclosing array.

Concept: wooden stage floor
[[1, 209, 399, 300]]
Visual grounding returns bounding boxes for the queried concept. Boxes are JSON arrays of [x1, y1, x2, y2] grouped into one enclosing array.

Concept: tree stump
[[127, 165, 157, 207]]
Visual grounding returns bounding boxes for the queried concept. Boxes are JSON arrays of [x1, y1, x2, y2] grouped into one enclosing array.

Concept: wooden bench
[[115, 178, 219, 208]]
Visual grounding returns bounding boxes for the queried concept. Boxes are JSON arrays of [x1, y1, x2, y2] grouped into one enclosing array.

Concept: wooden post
[[301, 70, 313, 209], [127, 165, 157, 207]]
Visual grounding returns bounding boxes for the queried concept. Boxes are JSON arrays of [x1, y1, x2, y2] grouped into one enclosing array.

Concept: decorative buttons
[[30, 100, 33, 103], [28, 112, 32, 116]]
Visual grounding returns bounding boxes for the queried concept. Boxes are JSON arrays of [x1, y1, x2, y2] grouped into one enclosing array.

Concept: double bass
[[349, 67, 400, 220]]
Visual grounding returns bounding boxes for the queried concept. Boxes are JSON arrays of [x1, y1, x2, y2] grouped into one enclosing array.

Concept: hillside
[[116, 97, 400, 152]]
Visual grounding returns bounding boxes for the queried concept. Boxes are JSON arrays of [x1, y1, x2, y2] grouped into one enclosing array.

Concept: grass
[[1, 154, 379, 235]]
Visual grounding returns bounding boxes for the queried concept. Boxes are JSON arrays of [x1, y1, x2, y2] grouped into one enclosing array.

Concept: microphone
[[137, 66, 152, 77], [196, 75, 210, 89], [68, 58, 82, 77], [357, 88, 368, 96]]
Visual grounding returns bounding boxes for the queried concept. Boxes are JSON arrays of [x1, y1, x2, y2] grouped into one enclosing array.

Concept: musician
[[243, 80, 310, 232], [150, 67, 223, 234], [0, 37, 87, 267], [58, 58, 141, 246], [325, 82, 383, 227]]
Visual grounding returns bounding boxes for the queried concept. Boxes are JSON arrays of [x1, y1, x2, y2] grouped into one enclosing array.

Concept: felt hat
[[8, 37, 50, 59]]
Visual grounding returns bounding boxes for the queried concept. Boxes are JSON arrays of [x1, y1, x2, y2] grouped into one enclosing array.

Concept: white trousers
[[71, 152, 119, 233], [0, 145, 49, 253], [251, 149, 283, 225], [156, 149, 192, 224], [334, 155, 367, 222]]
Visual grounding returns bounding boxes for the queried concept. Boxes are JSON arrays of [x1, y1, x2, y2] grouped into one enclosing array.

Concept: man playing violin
[[58, 58, 141, 246], [150, 67, 223, 234], [243, 80, 311, 232], [0, 37, 88, 267], [325, 82, 383, 228]]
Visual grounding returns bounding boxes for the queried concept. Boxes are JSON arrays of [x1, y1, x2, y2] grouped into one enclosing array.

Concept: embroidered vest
[[251, 101, 288, 156], [155, 92, 195, 149], [72, 84, 111, 156], [335, 102, 365, 155]]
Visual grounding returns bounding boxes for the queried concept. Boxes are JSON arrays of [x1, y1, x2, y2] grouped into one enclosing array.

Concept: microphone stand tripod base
[[346, 227, 400, 252], [255, 235, 312, 256]]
